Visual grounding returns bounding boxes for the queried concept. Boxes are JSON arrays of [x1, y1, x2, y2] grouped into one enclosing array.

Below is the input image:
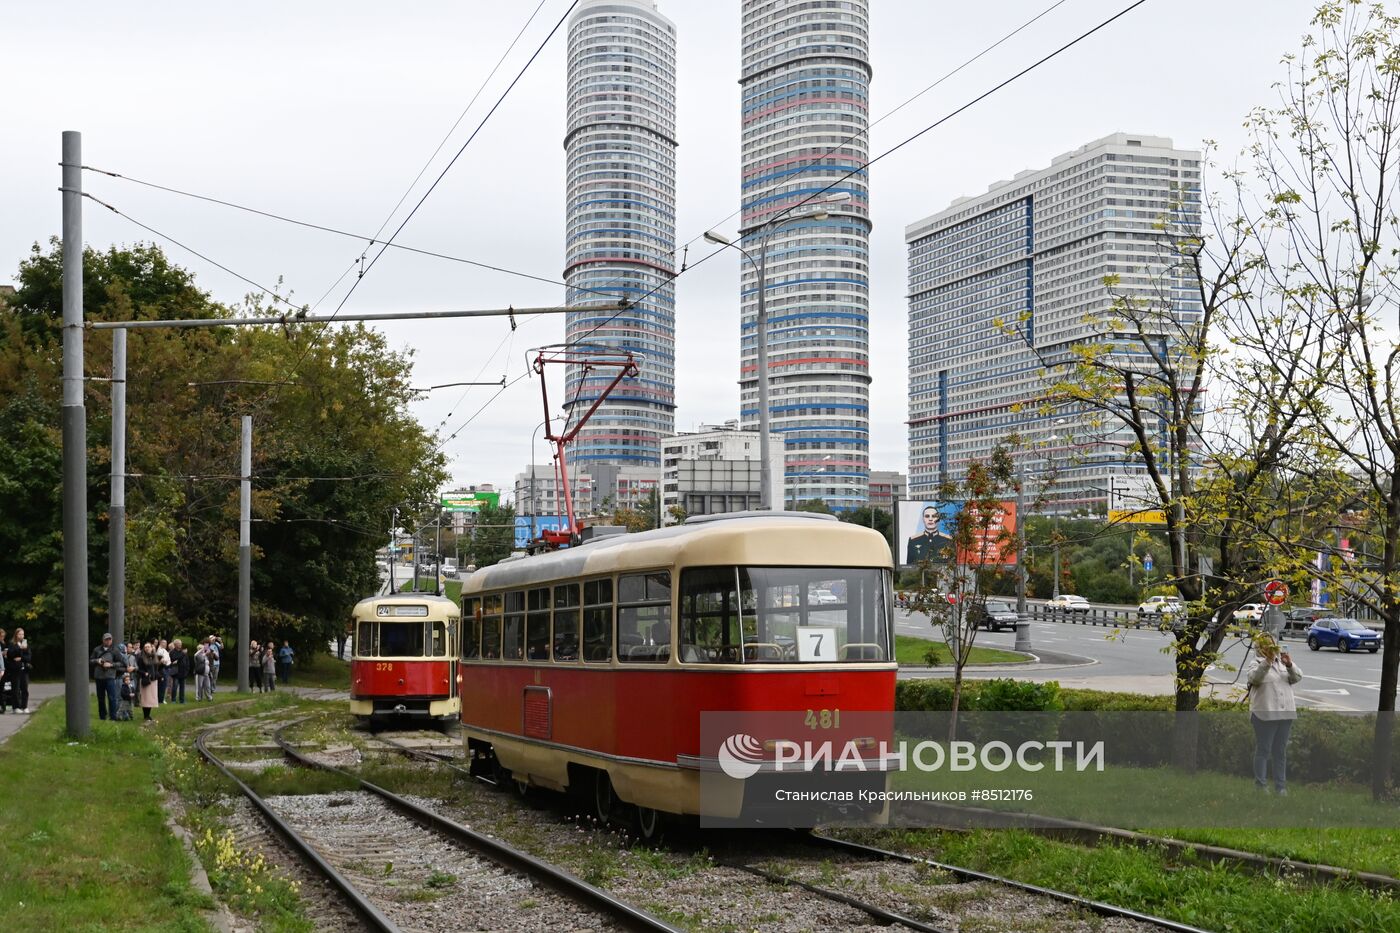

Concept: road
[[896, 609, 1387, 713]]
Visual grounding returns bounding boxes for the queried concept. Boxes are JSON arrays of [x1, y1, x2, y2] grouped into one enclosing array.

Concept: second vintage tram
[[349, 594, 460, 721], [457, 512, 896, 835]]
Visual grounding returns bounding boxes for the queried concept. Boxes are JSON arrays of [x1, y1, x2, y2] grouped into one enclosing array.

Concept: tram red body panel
[[352, 659, 452, 699], [459, 666, 895, 763]]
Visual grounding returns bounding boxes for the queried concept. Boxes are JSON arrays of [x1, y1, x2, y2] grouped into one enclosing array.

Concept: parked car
[[1284, 606, 1326, 625], [1137, 595, 1183, 619], [1233, 603, 1264, 623], [1306, 617, 1381, 653], [970, 598, 1020, 632], [1046, 594, 1091, 613]]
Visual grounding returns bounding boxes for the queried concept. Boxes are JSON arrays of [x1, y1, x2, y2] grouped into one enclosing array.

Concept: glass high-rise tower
[[563, 0, 677, 467], [739, 0, 872, 511]]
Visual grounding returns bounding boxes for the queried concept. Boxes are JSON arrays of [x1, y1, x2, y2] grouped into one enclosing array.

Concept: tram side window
[[680, 567, 744, 663], [461, 598, 480, 660], [480, 593, 502, 660], [553, 583, 580, 662], [526, 588, 550, 660], [582, 578, 613, 663], [618, 572, 671, 663], [357, 621, 375, 657], [503, 591, 525, 660], [430, 621, 449, 657]]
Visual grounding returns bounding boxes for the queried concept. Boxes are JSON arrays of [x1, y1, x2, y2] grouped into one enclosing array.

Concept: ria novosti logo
[[717, 733, 765, 779]]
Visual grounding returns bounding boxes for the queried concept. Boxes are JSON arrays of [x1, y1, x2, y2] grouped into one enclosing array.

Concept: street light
[[705, 192, 851, 510]]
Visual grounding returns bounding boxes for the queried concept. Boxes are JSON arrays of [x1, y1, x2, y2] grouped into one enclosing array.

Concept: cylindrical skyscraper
[[739, 0, 871, 512], [563, 0, 677, 469]]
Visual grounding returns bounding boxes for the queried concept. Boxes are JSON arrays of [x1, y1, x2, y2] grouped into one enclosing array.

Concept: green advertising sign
[[441, 491, 500, 513]]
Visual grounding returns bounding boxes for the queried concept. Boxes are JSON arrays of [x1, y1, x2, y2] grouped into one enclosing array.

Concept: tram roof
[[351, 593, 459, 617], [463, 511, 892, 594]]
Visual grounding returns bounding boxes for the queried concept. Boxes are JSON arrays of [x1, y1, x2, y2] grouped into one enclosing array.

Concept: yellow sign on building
[[1108, 509, 1167, 525]]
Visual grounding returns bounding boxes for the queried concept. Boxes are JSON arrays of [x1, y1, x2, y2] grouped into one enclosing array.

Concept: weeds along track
[[297, 718, 1202, 931], [263, 719, 682, 932]]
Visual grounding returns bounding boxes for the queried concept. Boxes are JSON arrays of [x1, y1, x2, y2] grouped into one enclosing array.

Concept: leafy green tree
[[839, 506, 894, 550], [1222, 0, 1400, 796], [0, 240, 447, 670], [467, 504, 517, 568]]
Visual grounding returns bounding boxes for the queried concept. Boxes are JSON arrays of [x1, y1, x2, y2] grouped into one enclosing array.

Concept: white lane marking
[[1302, 688, 1351, 696], [1299, 673, 1381, 690]]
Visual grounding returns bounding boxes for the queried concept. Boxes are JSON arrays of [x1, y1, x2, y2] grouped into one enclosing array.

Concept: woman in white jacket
[[1246, 634, 1303, 794]]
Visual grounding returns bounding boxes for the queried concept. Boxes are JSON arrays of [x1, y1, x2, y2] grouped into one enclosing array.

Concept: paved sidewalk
[[0, 682, 66, 746]]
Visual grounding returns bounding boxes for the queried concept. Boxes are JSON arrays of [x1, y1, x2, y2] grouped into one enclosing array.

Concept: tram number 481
[[374, 662, 394, 672], [805, 708, 841, 730]]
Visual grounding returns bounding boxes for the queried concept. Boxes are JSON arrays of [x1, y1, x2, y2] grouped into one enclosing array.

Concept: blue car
[[1306, 617, 1381, 653]]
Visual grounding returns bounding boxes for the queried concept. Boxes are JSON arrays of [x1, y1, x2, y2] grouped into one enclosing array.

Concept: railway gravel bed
[[265, 791, 621, 932], [401, 781, 1167, 931], [260, 713, 1199, 930], [221, 797, 369, 932]]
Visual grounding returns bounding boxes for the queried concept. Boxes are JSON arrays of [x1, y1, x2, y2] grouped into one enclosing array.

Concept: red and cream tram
[[458, 513, 896, 834], [349, 594, 460, 721]]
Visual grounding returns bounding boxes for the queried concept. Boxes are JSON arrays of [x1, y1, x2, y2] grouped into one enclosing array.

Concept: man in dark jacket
[[167, 639, 190, 704], [90, 633, 125, 721]]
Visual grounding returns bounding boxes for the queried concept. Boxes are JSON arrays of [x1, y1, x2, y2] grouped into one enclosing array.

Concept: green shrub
[[968, 678, 1063, 712]]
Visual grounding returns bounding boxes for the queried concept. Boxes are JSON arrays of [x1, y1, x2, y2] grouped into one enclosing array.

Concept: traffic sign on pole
[[1264, 579, 1288, 606]]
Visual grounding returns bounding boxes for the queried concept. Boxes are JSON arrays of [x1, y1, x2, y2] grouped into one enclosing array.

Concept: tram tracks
[[193, 708, 683, 924], [211, 712, 1371, 932], [345, 725, 1204, 932]]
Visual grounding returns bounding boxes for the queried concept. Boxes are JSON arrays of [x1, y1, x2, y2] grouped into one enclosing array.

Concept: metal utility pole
[[237, 416, 251, 693], [1015, 470, 1031, 653], [61, 131, 90, 738], [435, 514, 442, 597], [109, 328, 127, 648], [412, 525, 421, 592], [389, 507, 398, 594]]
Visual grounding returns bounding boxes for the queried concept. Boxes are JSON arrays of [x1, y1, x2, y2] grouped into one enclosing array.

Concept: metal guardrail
[[1025, 605, 1313, 639]]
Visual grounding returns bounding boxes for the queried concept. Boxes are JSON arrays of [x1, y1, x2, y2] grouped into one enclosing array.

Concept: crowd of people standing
[[90, 632, 294, 722]]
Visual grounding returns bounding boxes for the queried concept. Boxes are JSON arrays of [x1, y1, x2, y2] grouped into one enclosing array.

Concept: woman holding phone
[[1246, 633, 1303, 794]]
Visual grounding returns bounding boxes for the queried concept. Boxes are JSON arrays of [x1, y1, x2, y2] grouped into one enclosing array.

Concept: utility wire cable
[[272, 0, 581, 399], [82, 167, 612, 297], [83, 192, 309, 316], [437, 0, 1138, 461], [364, 0, 551, 245]]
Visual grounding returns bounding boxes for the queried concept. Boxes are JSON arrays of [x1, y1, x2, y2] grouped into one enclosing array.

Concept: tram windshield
[[679, 566, 891, 664], [356, 620, 451, 658]]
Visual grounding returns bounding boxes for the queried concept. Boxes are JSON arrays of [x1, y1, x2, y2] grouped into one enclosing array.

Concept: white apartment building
[[660, 421, 784, 520], [905, 133, 1202, 511]]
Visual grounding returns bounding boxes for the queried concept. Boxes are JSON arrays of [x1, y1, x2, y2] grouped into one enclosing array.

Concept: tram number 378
[[805, 708, 841, 730]]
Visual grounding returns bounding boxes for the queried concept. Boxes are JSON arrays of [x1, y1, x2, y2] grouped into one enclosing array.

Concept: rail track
[[354, 723, 1209, 931], [220, 709, 1385, 931], [266, 720, 682, 931]]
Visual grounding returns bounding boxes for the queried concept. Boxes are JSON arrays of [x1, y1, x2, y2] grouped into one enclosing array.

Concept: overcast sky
[[1, 0, 1327, 495]]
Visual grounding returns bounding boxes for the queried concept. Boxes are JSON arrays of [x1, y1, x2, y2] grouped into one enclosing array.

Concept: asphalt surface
[[896, 609, 1387, 712]]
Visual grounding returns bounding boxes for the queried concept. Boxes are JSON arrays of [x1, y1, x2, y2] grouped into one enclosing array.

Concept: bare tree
[[1228, 0, 1400, 797]]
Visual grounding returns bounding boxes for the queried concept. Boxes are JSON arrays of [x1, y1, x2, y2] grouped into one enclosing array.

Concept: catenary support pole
[[238, 415, 251, 693], [61, 131, 90, 738], [1014, 468, 1031, 653], [109, 328, 127, 648]]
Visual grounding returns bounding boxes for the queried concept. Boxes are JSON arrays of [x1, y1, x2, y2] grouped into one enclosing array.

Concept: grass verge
[[0, 700, 213, 932], [850, 828, 1400, 933], [895, 635, 1030, 666]]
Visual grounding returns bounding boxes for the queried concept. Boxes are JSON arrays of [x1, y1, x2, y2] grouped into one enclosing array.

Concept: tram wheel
[[593, 771, 616, 825], [634, 805, 665, 843]]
